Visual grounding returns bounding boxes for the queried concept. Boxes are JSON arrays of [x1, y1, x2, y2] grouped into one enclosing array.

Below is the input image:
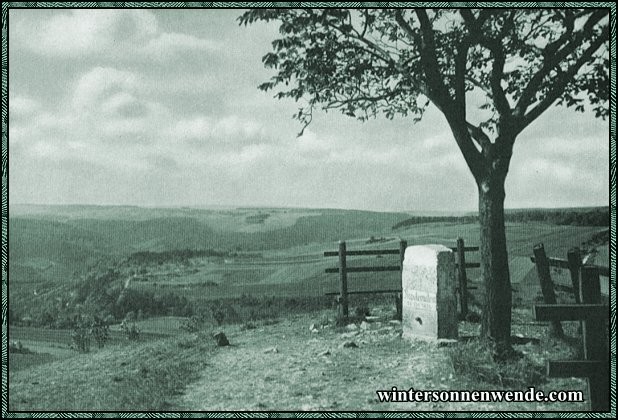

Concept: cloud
[[8, 11, 609, 211], [169, 115, 266, 144], [72, 67, 140, 110], [12, 9, 218, 61], [21, 10, 124, 57], [142, 32, 221, 60], [9, 95, 41, 117]]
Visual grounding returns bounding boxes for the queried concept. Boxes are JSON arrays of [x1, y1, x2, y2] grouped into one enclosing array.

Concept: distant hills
[[8, 204, 608, 275], [7, 206, 407, 279]]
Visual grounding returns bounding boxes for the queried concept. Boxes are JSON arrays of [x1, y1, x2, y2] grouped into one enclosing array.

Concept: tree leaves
[[241, 8, 609, 136]]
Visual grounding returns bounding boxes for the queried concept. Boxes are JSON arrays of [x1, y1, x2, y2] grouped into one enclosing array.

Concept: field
[[5, 204, 611, 411]]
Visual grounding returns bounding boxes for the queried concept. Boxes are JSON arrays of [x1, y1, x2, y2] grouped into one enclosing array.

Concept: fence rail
[[324, 238, 478, 319], [533, 265, 609, 411], [324, 249, 401, 256], [530, 256, 609, 277]]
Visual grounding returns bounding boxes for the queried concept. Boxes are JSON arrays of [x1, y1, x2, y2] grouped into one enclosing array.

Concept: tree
[[239, 8, 609, 356]]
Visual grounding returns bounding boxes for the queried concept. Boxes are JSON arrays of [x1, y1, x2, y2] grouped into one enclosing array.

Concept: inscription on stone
[[402, 244, 458, 341]]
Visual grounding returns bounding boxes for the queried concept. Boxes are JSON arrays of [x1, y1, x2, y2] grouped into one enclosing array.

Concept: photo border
[[1, 2, 615, 417]]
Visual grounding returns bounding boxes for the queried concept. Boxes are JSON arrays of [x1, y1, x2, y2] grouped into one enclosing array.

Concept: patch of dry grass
[[8, 331, 216, 411]]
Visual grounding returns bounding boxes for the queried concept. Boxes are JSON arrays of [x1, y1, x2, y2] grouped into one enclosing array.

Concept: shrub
[[120, 320, 140, 340], [180, 316, 203, 333], [9, 341, 31, 354], [91, 317, 110, 348], [71, 326, 91, 353]]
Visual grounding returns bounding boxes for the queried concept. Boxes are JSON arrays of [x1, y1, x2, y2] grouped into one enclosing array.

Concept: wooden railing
[[324, 238, 479, 319], [534, 265, 609, 411], [531, 243, 610, 337]]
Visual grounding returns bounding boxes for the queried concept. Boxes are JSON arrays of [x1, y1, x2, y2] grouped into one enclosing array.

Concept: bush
[[69, 315, 110, 352], [120, 320, 140, 340], [9, 341, 31, 354], [180, 316, 204, 333], [71, 326, 91, 353], [91, 317, 110, 348]]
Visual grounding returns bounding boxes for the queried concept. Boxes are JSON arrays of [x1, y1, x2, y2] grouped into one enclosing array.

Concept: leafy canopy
[[239, 8, 609, 168]]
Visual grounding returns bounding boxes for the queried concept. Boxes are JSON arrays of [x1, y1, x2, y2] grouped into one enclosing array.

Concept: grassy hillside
[[9, 331, 214, 410]]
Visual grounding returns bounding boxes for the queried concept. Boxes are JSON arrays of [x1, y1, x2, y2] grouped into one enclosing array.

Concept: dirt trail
[[177, 313, 447, 411], [175, 307, 587, 411]]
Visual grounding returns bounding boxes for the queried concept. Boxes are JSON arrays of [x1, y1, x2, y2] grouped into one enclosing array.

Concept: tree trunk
[[478, 176, 512, 350]]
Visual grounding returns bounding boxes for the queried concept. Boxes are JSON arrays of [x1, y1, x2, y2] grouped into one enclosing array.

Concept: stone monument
[[402, 244, 458, 341]]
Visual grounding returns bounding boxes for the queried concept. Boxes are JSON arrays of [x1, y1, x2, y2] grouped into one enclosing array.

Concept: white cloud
[[100, 92, 140, 115], [169, 115, 265, 143], [13, 9, 218, 61], [9, 95, 40, 117], [142, 32, 221, 60], [72, 67, 139, 110], [8, 11, 609, 211], [17, 10, 124, 57]]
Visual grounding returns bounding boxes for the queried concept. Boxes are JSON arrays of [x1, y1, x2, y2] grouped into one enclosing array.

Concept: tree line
[[392, 207, 608, 230], [9, 268, 193, 329], [127, 248, 228, 265]]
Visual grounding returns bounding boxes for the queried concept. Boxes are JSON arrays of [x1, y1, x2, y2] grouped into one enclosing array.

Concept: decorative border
[[0, 2, 615, 418]]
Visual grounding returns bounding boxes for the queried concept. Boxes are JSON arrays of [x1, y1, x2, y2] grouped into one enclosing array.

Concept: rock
[[213, 331, 229, 347], [264, 346, 278, 354], [340, 341, 358, 349], [341, 331, 359, 338], [359, 321, 371, 330], [345, 323, 359, 331]]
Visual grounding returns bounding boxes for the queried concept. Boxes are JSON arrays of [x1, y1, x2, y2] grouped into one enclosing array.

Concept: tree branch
[[326, 92, 401, 109], [411, 10, 451, 108], [460, 9, 477, 27], [515, 9, 607, 116], [543, 10, 574, 58], [320, 10, 396, 67], [487, 39, 510, 116], [462, 12, 511, 117], [519, 24, 609, 131], [467, 122, 492, 153], [455, 37, 471, 114]]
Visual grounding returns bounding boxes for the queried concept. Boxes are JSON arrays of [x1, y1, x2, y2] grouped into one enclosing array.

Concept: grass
[[448, 339, 546, 388], [9, 331, 216, 411], [9, 352, 58, 373]]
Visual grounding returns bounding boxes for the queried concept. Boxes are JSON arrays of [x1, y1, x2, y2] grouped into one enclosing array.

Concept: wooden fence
[[531, 243, 610, 337], [534, 265, 609, 411], [324, 238, 479, 319]]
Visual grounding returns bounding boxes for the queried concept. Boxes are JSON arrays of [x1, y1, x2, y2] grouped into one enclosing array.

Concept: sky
[[7, 8, 610, 212]]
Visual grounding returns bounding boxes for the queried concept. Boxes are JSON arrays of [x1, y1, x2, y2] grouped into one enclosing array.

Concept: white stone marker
[[402, 244, 458, 341]]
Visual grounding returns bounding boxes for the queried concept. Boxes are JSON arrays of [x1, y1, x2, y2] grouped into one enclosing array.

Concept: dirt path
[[175, 307, 587, 411], [177, 314, 446, 410]]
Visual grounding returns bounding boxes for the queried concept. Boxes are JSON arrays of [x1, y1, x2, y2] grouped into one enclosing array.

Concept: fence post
[[533, 243, 564, 338], [456, 237, 468, 319], [579, 266, 609, 411], [396, 239, 407, 321], [338, 240, 349, 318], [567, 248, 582, 304], [580, 266, 604, 359]]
